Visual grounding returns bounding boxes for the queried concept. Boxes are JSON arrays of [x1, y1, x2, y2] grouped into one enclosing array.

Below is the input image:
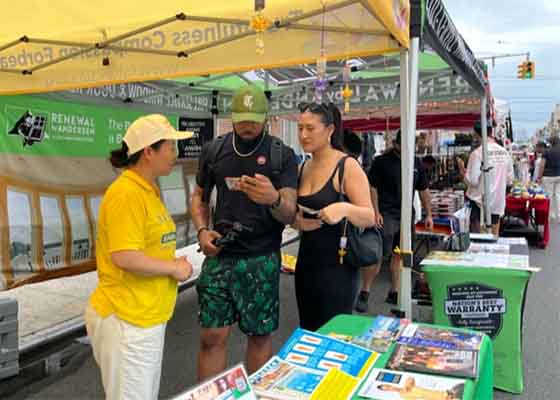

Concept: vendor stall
[[0, 0, 411, 291], [422, 238, 537, 393]]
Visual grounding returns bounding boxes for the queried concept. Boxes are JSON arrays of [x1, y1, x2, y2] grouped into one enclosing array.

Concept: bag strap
[[336, 156, 351, 252], [337, 156, 350, 203], [270, 136, 283, 177], [202, 133, 229, 203]]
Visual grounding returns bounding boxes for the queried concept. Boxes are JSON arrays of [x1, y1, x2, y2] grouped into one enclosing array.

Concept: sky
[[442, 0, 560, 141]]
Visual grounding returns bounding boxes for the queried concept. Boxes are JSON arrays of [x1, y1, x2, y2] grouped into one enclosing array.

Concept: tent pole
[[481, 94, 492, 230], [398, 46, 410, 318], [399, 37, 420, 319]]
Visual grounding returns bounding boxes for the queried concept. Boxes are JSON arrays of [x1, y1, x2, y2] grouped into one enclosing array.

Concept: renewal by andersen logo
[[8, 111, 48, 147]]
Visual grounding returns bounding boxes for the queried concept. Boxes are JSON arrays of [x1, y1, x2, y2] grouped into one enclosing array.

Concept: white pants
[[84, 306, 166, 400], [543, 176, 560, 220]]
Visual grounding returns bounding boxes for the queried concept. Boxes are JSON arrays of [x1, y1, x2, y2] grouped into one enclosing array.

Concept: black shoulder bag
[[337, 157, 383, 268]]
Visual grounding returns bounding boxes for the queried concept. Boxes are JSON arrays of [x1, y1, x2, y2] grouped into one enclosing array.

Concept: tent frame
[[0, 0, 389, 77]]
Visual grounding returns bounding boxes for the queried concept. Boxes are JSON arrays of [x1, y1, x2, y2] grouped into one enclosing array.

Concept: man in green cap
[[191, 84, 298, 380]]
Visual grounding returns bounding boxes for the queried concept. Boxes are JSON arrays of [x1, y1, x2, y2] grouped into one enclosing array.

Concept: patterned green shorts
[[196, 252, 280, 336]]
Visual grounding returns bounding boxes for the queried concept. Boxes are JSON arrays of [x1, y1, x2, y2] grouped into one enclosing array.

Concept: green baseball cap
[[231, 84, 268, 124]]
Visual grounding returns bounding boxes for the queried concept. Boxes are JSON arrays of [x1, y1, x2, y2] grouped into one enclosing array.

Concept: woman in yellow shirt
[[85, 114, 193, 400]]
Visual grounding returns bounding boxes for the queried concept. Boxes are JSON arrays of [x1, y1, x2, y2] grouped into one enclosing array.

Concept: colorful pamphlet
[[397, 324, 483, 351], [277, 328, 379, 378], [173, 364, 256, 400], [358, 368, 466, 400], [387, 344, 478, 379], [249, 356, 324, 399], [329, 316, 409, 353]]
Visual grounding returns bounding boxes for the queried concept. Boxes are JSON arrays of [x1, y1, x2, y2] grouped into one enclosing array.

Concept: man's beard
[[233, 127, 265, 152]]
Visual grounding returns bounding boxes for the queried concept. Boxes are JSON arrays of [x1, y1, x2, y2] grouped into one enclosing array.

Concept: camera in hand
[[212, 220, 253, 248]]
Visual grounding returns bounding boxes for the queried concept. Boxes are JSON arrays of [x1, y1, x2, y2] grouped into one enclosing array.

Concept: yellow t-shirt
[[89, 169, 178, 328]]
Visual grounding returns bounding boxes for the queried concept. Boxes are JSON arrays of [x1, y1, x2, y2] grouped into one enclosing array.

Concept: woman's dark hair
[[298, 102, 343, 151], [109, 140, 165, 169], [342, 129, 363, 158]]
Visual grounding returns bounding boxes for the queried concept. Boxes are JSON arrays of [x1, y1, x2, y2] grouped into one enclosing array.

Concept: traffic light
[[517, 62, 527, 79], [525, 61, 535, 79]]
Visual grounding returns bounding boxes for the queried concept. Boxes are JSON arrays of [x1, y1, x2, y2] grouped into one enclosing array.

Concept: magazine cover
[[358, 368, 466, 400], [387, 344, 478, 379], [249, 356, 324, 400], [397, 324, 483, 351], [173, 364, 256, 400], [277, 328, 378, 378], [331, 316, 409, 353]]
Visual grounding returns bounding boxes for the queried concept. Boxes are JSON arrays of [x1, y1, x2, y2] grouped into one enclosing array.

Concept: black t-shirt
[[196, 132, 298, 256], [368, 149, 429, 219], [544, 145, 560, 177]]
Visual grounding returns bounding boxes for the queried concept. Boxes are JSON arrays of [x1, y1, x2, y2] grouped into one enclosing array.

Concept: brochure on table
[[328, 316, 409, 354], [358, 368, 466, 400], [173, 364, 256, 400], [249, 356, 324, 400], [398, 324, 483, 351], [277, 328, 378, 378], [421, 251, 538, 272]]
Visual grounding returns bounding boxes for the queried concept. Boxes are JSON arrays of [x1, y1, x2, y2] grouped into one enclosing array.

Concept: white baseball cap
[[123, 114, 193, 156]]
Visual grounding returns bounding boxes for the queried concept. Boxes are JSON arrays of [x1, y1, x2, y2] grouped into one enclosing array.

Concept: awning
[[411, 0, 486, 95], [343, 112, 481, 131], [0, 0, 409, 95]]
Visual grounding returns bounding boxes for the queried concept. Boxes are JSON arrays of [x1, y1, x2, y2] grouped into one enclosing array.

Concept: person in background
[[342, 128, 364, 160], [421, 155, 437, 185], [85, 114, 194, 400], [457, 120, 514, 235], [356, 130, 434, 311], [191, 85, 298, 379], [532, 142, 547, 182], [343, 129, 388, 313], [293, 103, 375, 331], [538, 136, 560, 222]]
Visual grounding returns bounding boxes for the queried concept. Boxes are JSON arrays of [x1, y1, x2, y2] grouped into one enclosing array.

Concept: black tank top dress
[[295, 158, 359, 331]]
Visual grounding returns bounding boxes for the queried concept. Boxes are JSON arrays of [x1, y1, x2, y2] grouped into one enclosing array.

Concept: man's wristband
[[270, 191, 282, 210], [196, 226, 209, 240]]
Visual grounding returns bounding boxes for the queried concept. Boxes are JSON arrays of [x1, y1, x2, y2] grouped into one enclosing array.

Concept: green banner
[[0, 95, 195, 292], [424, 266, 530, 394], [0, 95, 179, 157]]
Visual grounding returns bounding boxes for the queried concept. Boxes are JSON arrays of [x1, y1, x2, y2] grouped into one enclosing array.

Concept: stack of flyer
[[421, 251, 538, 272], [387, 324, 483, 379], [430, 191, 465, 217], [265, 328, 379, 399], [175, 323, 485, 400]]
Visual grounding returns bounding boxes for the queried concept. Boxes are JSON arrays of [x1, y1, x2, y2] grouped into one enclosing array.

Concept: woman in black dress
[[293, 103, 376, 331]]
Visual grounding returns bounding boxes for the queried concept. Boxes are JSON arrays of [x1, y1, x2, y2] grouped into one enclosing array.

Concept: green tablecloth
[[318, 314, 494, 400], [424, 265, 530, 393]]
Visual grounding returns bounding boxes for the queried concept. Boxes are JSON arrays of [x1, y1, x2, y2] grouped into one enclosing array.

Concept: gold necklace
[[232, 132, 266, 157]]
